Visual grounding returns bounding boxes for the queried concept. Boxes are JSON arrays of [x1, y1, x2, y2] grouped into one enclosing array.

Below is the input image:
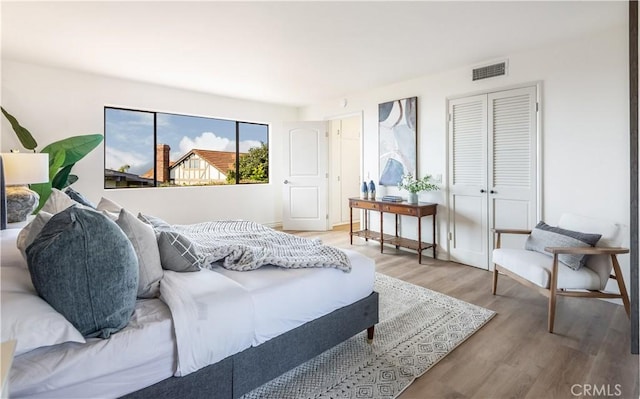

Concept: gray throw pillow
[[524, 221, 602, 270], [26, 206, 138, 338], [116, 208, 163, 298], [138, 213, 172, 232], [157, 230, 204, 272], [64, 187, 96, 208]]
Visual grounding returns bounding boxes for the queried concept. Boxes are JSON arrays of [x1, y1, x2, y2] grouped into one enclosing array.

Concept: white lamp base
[[6, 186, 40, 223]]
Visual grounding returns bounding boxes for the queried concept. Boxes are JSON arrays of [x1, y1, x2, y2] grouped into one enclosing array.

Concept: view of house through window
[[104, 107, 269, 188]]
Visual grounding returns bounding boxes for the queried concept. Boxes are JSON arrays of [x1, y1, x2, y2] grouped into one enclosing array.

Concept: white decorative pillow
[[96, 197, 123, 220], [41, 188, 78, 214], [116, 208, 164, 298], [1, 267, 86, 355], [16, 211, 53, 261]]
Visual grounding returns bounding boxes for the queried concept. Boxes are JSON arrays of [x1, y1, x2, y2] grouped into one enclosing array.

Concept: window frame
[[103, 106, 269, 188]]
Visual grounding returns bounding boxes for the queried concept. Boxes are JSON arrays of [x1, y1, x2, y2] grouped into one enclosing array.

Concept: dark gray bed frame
[[122, 291, 379, 399]]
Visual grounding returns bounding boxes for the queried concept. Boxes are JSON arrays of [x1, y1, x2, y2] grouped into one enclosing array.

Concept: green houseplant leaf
[[2, 108, 103, 210], [40, 134, 103, 168], [1, 107, 38, 150], [48, 149, 66, 181], [29, 182, 52, 214], [66, 174, 78, 186], [52, 163, 75, 190]]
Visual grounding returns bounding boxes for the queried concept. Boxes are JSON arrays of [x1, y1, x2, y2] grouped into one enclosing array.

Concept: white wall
[[1, 60, 298, 225], [301, 26, 631, 297], [1, 26, 630, 298]]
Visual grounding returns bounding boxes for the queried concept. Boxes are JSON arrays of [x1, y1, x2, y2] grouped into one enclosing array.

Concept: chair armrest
[[492, 228, 531, 249], [544, 246, 630, 255], [492, 228, 532, 235]]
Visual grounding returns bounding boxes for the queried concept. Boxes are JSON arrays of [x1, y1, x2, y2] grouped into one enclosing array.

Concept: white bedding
[[163, 248, 375, 376], [159, 269, 255, 376], [213, 248, 375, 346], [2, 227, 376, 397], [9, 299, 175, 399]]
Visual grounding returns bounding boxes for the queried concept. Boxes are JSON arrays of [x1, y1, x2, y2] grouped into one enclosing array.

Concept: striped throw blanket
[[173, 220, 351, 272]]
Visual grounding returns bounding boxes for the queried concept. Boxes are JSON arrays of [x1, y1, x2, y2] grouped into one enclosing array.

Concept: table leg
[[432, 213, 437, 259], [418, 215, 422, 264], [364, 210, 369, 242], [380, 210, 384, 253], [395, 214, 399, 249], [349, 206, 353, 245]]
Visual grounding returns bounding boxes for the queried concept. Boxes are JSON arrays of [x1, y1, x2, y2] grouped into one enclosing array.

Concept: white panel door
[[488, 86, 538, 255], [282, 121, 329, 231], [448, 95, 489, 268]]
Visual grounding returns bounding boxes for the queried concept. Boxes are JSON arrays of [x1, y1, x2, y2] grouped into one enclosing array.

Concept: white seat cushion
[[493, 248, 601, 290]]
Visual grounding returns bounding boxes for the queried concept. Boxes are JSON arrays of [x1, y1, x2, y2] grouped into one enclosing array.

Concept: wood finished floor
[[288, 226, 639, 399]]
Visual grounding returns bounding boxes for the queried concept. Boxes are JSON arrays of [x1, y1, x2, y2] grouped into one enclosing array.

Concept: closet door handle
[[490, 190, 497, 194], [480, 189, 486, 193]]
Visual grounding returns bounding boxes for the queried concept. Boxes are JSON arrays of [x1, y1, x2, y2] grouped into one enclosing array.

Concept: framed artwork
[[378, 96, 417, 186]]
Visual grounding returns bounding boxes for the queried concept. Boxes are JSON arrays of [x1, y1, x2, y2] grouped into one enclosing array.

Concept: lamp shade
[[1, 153, 49, 185]]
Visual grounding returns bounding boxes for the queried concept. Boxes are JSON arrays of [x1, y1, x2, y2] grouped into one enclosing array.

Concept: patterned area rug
[[243, 273, 495, 399]]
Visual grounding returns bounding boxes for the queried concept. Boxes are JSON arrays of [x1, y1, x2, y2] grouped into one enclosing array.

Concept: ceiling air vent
[[472, 61, 507, 81]]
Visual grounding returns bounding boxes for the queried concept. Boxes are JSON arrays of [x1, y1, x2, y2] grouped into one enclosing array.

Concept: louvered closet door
[[448, 86, 538, 270], [488, 86, 537, 256], [448, 95, 489, 268]]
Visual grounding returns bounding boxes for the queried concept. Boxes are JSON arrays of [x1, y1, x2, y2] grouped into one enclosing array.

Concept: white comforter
[[160, 248, 375, 377], [159, 269, 255, 376]]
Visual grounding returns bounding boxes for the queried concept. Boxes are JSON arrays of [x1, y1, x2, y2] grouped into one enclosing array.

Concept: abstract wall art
[[378, 96, 417, 186]]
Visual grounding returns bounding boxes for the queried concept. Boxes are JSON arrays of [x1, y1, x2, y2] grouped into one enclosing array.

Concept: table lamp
[[1, 152, 49, 223]]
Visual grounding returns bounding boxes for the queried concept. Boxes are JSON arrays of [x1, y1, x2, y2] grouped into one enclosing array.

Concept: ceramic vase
[[368, 181, 376, 199], [361, 182, 368, 199], [408, 192, 418, 204]]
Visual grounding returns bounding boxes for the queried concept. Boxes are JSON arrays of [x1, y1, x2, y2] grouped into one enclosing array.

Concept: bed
[[2, 214, 379, 399]]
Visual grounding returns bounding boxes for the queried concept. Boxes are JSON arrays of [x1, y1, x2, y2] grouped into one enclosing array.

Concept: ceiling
[[1, 1, 627, 107]]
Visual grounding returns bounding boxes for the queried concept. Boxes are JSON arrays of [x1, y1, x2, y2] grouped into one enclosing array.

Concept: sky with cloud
[[105, 108, 268, 176]]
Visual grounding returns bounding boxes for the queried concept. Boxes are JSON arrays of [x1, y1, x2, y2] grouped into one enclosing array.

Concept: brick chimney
[[156, 144, 171, 183]]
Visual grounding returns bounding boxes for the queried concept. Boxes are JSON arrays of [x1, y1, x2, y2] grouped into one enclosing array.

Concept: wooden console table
[[349, 197, 437, 264]]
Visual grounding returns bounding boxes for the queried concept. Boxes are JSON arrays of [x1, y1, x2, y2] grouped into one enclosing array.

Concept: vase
[[361, 182, 369, 199], [408, 192, 418, 204], [368, 180, 376, 199]]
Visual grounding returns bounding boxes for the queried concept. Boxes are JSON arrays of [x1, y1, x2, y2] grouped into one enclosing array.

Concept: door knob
[[490, 190, 497, 194], [480, 189, 486, 193], [284, 180, 289, 184]]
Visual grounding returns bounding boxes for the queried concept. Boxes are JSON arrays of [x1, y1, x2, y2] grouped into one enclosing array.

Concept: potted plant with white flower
[[398, 173, 439, 204]]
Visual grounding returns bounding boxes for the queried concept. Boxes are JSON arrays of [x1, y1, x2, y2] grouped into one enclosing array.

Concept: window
[[104, 107, 269, 188]]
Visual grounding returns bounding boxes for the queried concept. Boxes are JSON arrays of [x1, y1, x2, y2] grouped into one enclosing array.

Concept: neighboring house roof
[[104, 169, 154, 184], [172, 149, 241, 175], [137, 149, 245, 181]]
